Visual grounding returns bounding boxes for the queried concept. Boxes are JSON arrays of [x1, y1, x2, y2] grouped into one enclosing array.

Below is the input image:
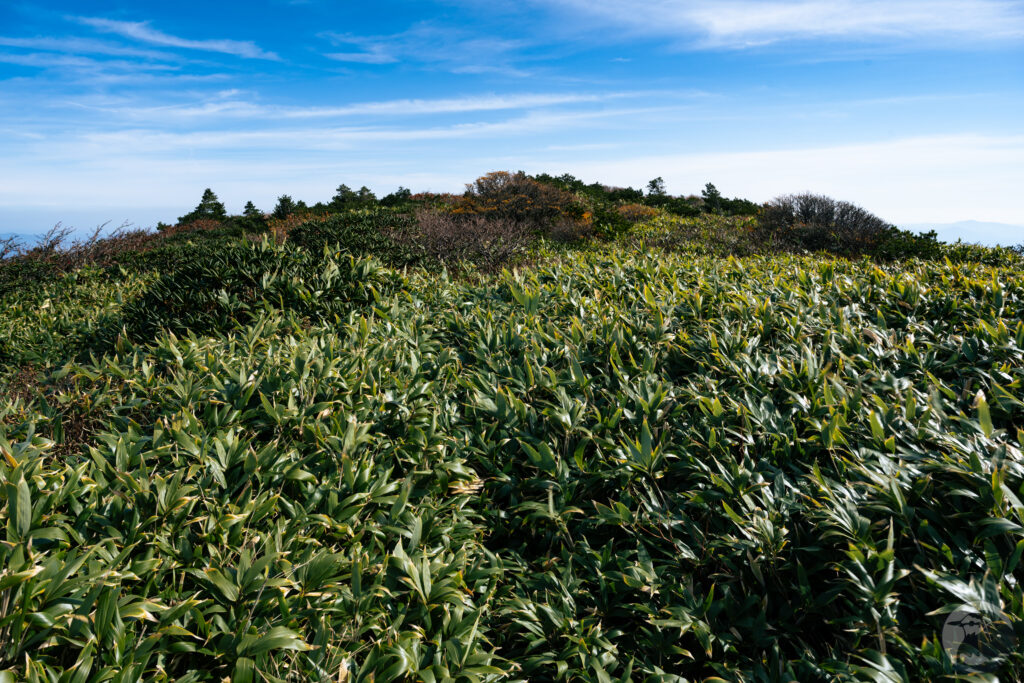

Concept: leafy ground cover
[[1, 214, 1023, 681]]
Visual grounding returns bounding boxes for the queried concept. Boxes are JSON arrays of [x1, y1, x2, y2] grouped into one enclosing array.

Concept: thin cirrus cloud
[[321, 25, 530, 74], [92, 91, 659, 121], [545, 0, 1024, 47], [72, 105, 665, 153], [74, 17, 280, 60], [0, 51, 178, 73], [324, 51, 397, 64], [0, 36, 177, 61]]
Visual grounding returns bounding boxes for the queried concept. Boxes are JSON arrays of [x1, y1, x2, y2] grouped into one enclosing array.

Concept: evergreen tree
[[243, 201, 261, 218], [178, 188, 227, 224], [380, 186, 412, 207], [331, 184, 358, 210], [273, 195, 296, 219], [357, 186, 377, 203], [702, 182, 723, 214], [646, 177, 667, 198]]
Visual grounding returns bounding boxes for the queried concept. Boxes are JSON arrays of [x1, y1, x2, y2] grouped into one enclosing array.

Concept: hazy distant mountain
[[900, 221, 1023, 247]]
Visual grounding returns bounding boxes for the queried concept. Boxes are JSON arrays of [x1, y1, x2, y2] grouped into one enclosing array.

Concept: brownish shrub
[[454, 171, 581, 232], [13, 222, 162, 271], [547, 216, 595, 243], [1, 219, 234, 298], [410, 208, 534, 271], [617, 204, 661, 223], [1, 234, 25, 260]]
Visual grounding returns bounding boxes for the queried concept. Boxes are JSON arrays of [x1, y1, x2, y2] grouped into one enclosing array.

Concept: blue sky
[[1, 0, 1023, 241]]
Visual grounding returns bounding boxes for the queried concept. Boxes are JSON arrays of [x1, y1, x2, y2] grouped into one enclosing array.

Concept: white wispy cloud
[[70, 105, 666, 152], [0, 51, 178, 73], [321, 24, 531, 74], [449, 64, 532, 78], [0, 36, 177, 60], [75, 17, 280, 60], [544, 0, 1024, 47], [88, 90, 664, 121], [324, 51, 397, 64]]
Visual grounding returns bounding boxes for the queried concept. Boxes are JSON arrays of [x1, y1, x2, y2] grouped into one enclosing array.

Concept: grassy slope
[[1, 230, 1024, 681]]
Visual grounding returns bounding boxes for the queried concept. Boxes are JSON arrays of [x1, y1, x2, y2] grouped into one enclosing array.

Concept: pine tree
[[273, 195, 296, 219], [702, 182, 723, 214], [178, 188, 227, 224], [381, 186, 412, 207], [356, 186, 377, 203], [243, 201, 261, 218], [646, 177, 667, 197], [331, 184, 358, 210]]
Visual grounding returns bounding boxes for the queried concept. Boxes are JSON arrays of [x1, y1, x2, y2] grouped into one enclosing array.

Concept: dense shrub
[[0, 225, 151, 297], [457, 171, 582, 230], [871, 228, 1023, 265], [663, 196, 703, 217], [625, 213, 760, 256], [265, 212, 329, 243], [286, 210, 420, 267], [272, 194, 297, 219], [871, 226, 945, 261], [0, 220, 255, 299], [111, 238, 401, 342], [411, 209, 534, 271], [0, 266, 156, 367], [941, 239, 1024, 266], [757, 193, 891, 255], [617, 203, 661, 223]]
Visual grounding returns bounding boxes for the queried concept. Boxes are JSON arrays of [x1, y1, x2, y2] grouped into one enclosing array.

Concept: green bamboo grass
[[2, 235, 1023, 681]]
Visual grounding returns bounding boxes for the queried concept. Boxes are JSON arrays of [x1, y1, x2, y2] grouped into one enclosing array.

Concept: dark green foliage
[[178, 188, 227, 224], [718, 196, 760, 216], [663, 195, 703, 217], [587, 201, 632, 238], [112, 238, 400, 342], [534, 172, 756, 218], [287, 210, 422, 267], [757, 193, 892, 255], [380, 186, 413, 207], [701, 181, 722, 213], [330, 184, 357, 210], [872, 226, 945, 261], [233, 211, 269, 233], [941, 239, 1024, 267], [331, 184, 378, 211], [0, 256, 56, 299], [646, 176, 667, 197], [3, 248, 1024, 680], [272, 194, 297, 219]]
